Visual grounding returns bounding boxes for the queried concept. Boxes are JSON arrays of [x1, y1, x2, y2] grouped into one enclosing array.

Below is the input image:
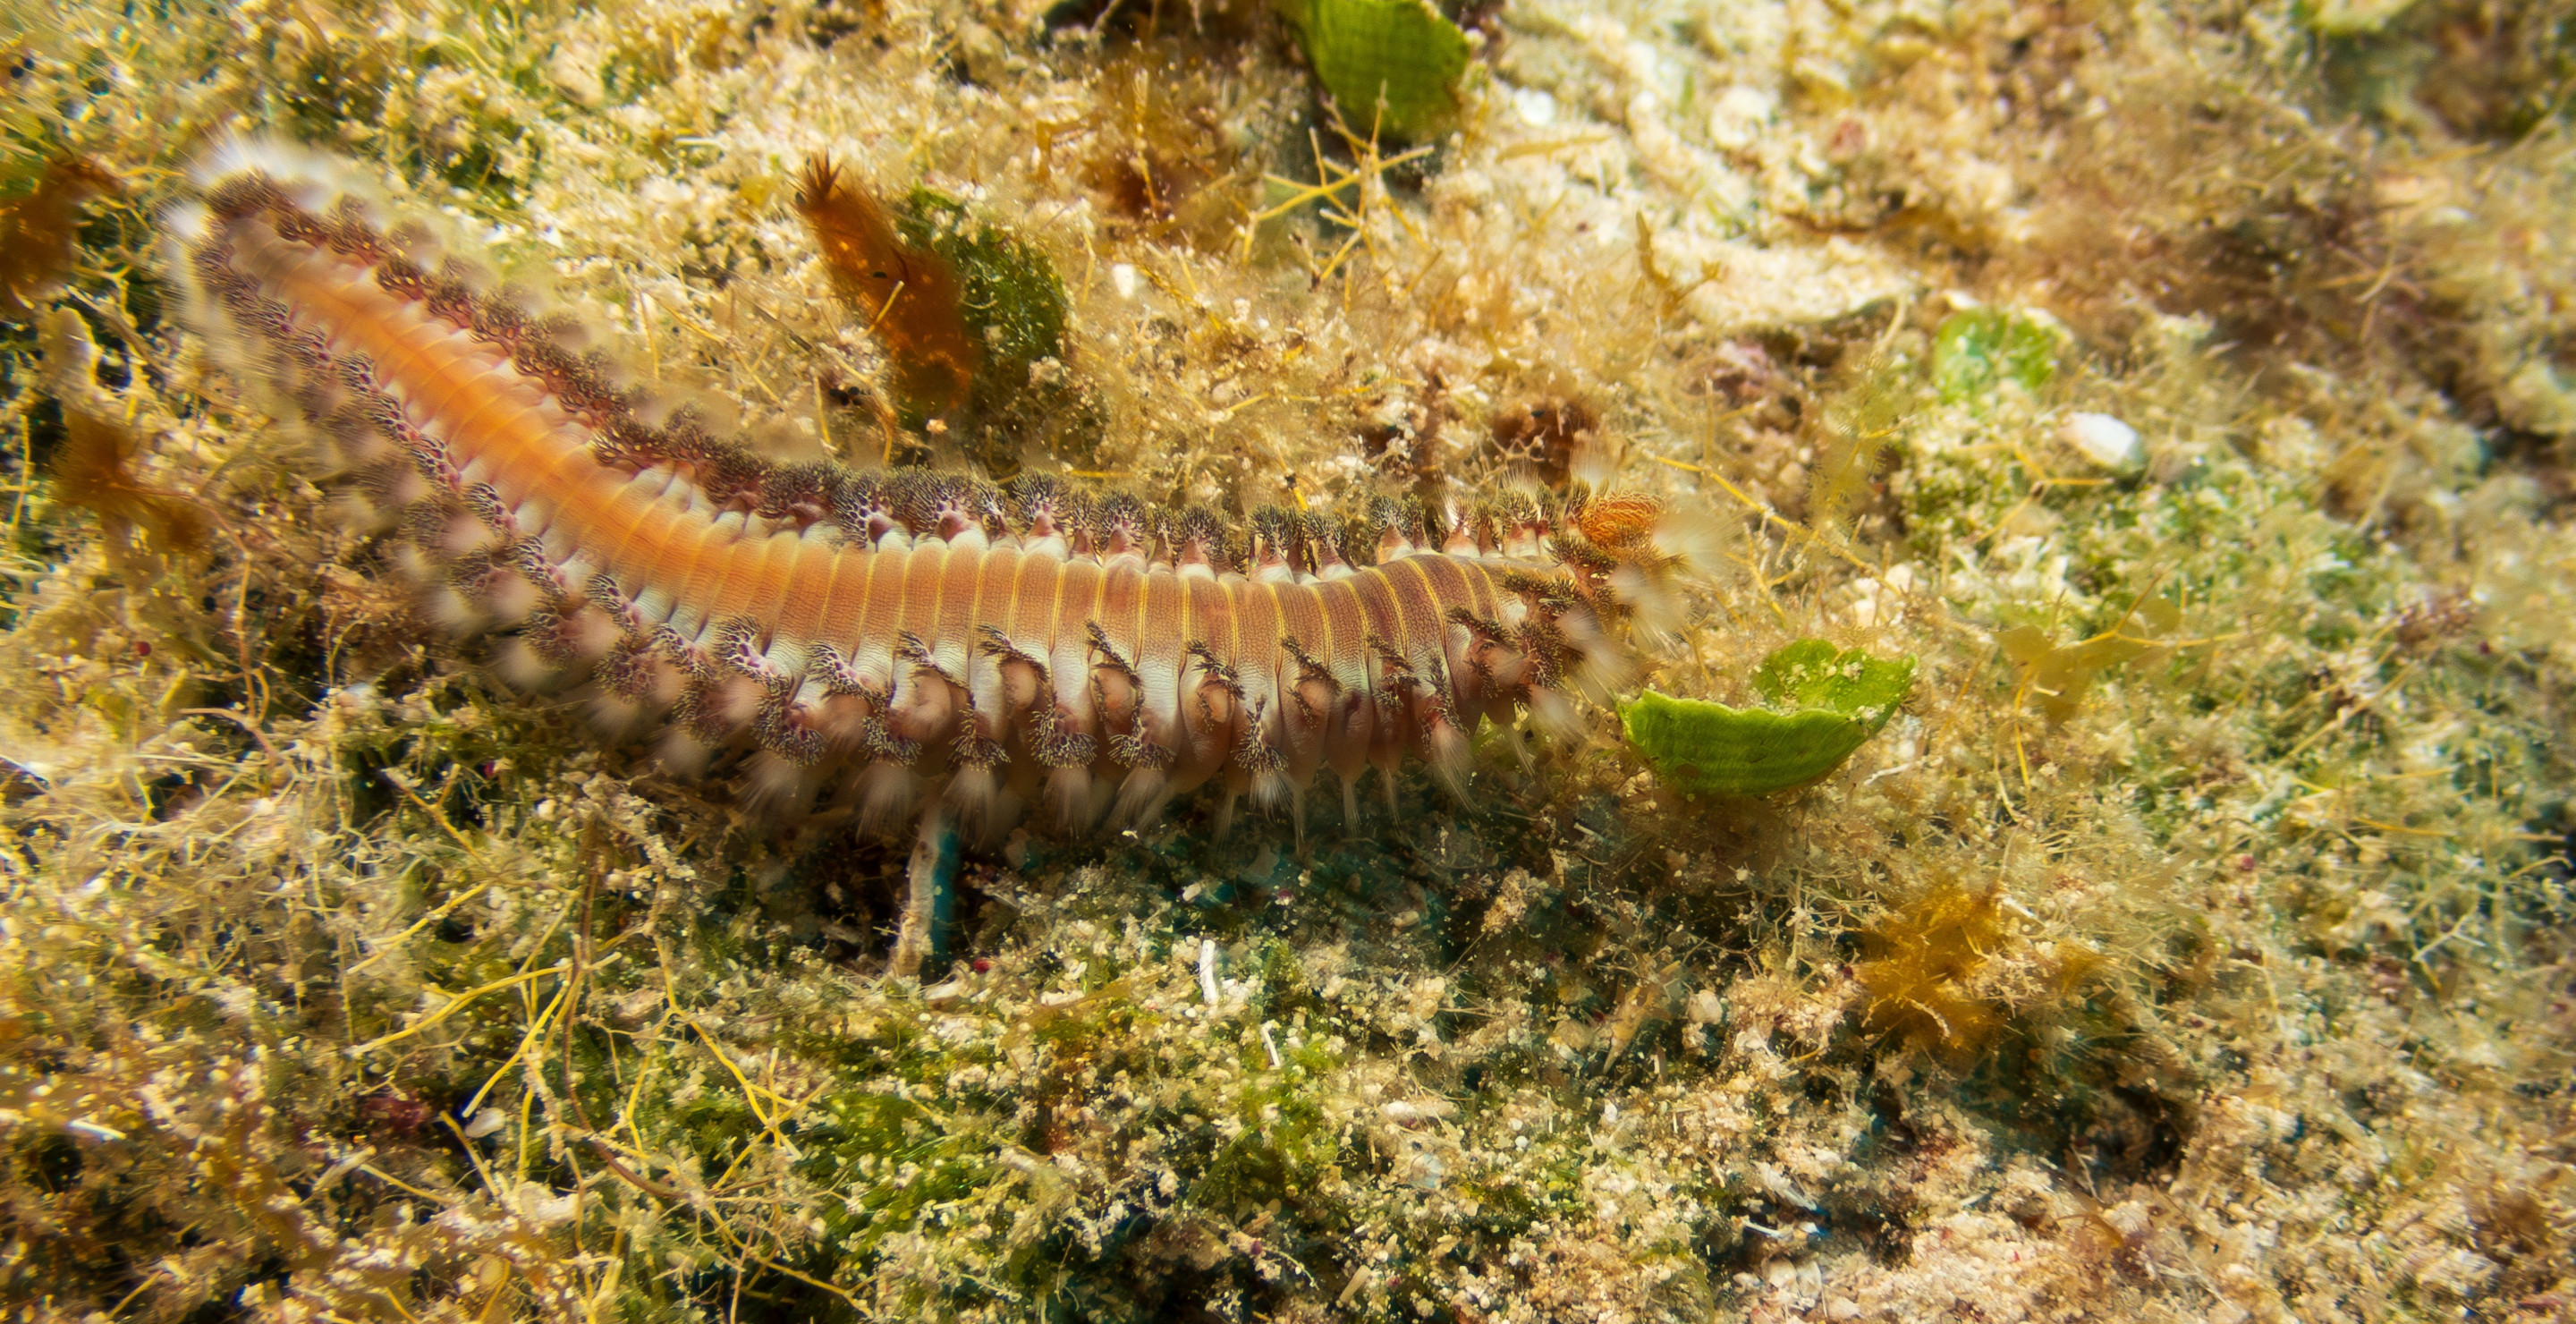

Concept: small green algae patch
[[1274, 0, 1470, 141], [901, 187, 1096, 471], [1620, 640, 1916, 795], [1930, 307, 2061, 404], [901, 189, 1068, 395]]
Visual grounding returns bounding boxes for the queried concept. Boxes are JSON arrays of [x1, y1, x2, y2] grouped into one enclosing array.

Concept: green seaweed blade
[[1275, 0, 1470, 141], [1622, 641, 1917, 795]]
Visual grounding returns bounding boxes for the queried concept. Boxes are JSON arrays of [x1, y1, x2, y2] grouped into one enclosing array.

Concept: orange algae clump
[[793, 155, 978, 414], [51, 404, 210, 558], [0, 156, 121, 321], [1573, 491, 1665, 549], [1855, 885, 2012, 1059], [1855, 883, 2107, 1064]]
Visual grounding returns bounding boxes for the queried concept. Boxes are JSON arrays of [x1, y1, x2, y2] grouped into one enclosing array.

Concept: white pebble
[[1707, 86, 1776, 151], [2062, 412, 2143, 472]]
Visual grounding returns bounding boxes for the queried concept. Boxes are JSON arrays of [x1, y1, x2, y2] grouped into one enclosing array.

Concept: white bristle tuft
[[857, 761, 919, 836], [1609, 563, 1682, 643], [741, 754, 818, 819], [326, 488, 398, 533], [655, 730, 715, 778], [1648, 502, 1732, 577], [584, 692, 649, 740], [1046, 767, 1098, 833], [560, 606, 623, 661], [1528, 689, 1581, 743], [494, 638, 561, 691], [1109, 767, 1170, 829], [708, 675, 766, 733], [946, 766, 1002, 839], [483, 573, 540, 626], [189, 134, 378, 203], [422, 586, 484, 634], [1423, 725, 1471, 802]]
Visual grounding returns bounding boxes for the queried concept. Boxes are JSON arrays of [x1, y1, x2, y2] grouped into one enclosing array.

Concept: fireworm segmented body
[[168, 140, 1717, 963]]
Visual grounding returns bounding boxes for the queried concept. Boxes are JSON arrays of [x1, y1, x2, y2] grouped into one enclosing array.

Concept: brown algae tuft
[[794, 154, 980, 417], [0, 153, 119, 321]]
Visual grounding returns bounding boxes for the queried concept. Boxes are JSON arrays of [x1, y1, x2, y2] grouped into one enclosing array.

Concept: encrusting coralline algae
[[0, 0, 2572, 1320]]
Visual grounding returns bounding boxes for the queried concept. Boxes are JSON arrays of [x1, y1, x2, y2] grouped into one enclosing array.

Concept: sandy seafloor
[[2, 0, 2574, 1319]]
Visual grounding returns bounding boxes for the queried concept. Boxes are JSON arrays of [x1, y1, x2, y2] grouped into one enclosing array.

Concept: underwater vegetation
[[1275, 0, 1472, 141], [0, 154, 120, 321], [1621, 640, 1916, 795], [795, 153, 1090, 472], [0, 0, 2573, 1320], [796, 153, 983, 417]]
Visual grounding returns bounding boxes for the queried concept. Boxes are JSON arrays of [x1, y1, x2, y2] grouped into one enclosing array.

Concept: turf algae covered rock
[[6, 0, 2576, 1320]]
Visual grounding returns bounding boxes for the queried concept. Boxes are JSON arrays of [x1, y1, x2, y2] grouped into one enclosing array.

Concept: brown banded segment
[[711, 529, 785, 623], [625, 505, 691, 607], [589, 481, 664, 578], [816, 547, 871, 657], [1182, 576, 1233, 666], [932, 545, 980, 675], [1007, 552, 1058, 658], [774, 538, 838, 645], [1052, 557, 1104, 661], [453, 371, 548, 494], [854, 548, 907, 665], [1136, 573, 1186, 674], [1313, 580, 1368, 688], [966, 547, 1023, 695], [1093, 560, 1143, 664], [1348, 573, 1402, 664], [1407, 554, 1483, 629], [751, 533, 807, 626], [670, 517, 736, 627], [898, 547, 947, 658], [1228, 582, 1283, 691], [1271, 579, 1326, 666], [1377, 557, 1445, 659]]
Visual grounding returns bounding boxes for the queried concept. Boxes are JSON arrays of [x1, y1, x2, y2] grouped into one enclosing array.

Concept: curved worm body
[[170, 143, 1704, 843]]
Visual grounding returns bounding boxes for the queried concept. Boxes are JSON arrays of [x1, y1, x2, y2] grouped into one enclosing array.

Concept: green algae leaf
[[901, 188, 1097, 471], [1931, 308, 2060, 404], [1275, 0, 1470, 141], [1751, 638, 1915, 722], [1621, 641, 1916, 795], [903, 188, 1070, 387]]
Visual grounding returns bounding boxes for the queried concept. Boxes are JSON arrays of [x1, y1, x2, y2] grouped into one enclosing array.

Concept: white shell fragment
[[2061, 412, 2144, 473]]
